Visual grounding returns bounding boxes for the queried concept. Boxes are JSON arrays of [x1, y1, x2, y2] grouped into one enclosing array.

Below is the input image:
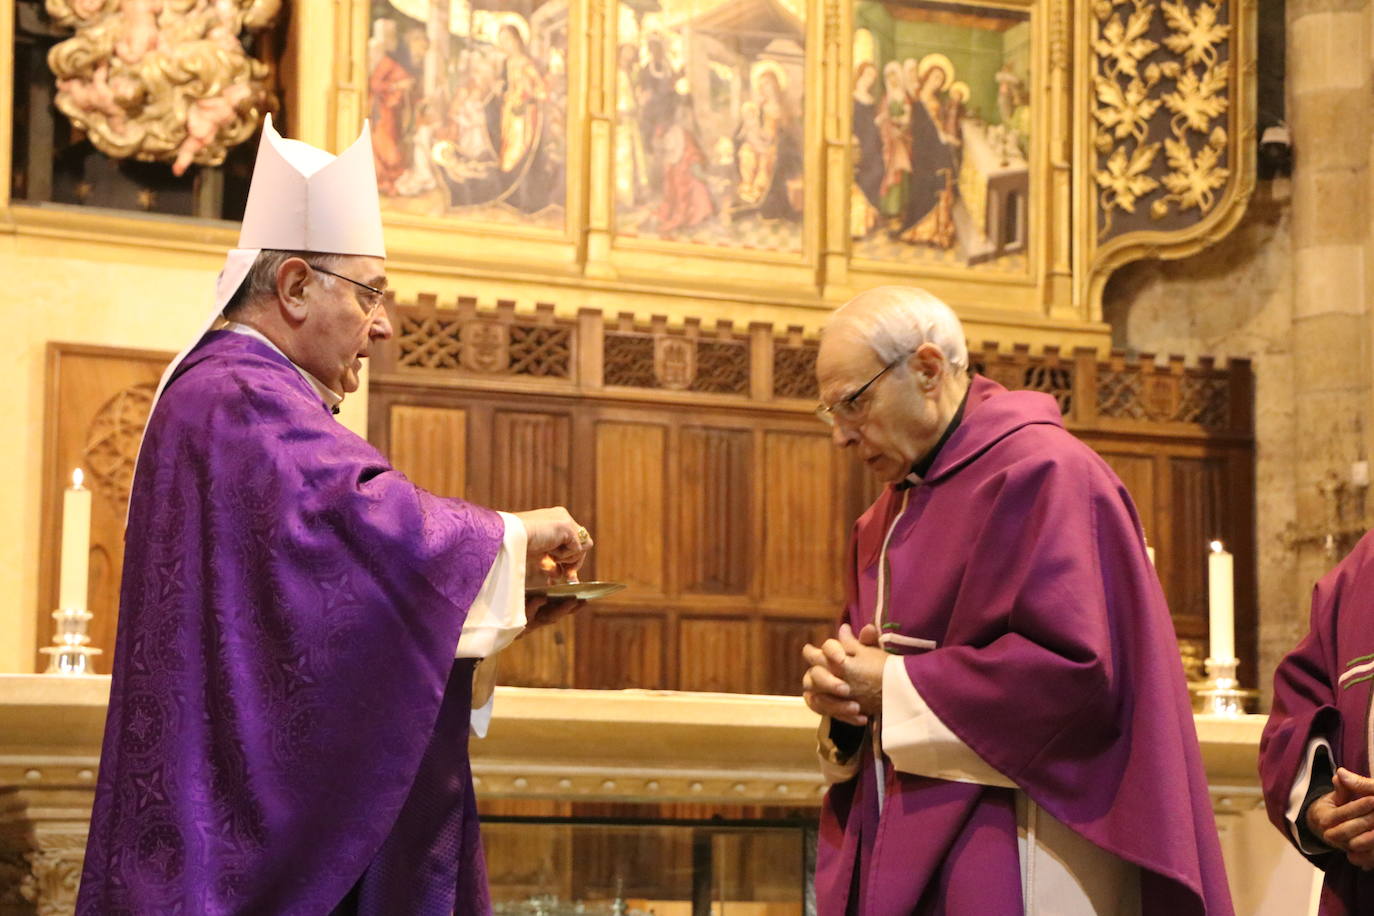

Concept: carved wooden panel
[[689, 341, 750, 395], [603, 335, 657, 388], [1168, 455, 1228, 636], [388, 304, 1255, 438], [39, 343, 172, 671], [678, 428, 752, 595], [761, 432, 840, 602], [397, 313, 464, 370], [602, 326, 750, 395], [498, 618, 576, 689], [390, 305, 574, 382], [367, 298, 1258, 688], [678, 618, 754, 694], [507, 325, 574, 379], [594, 423, 667, 593], [773, 344, 819, 400], [388, 406, 466, 497], [1097, 451, 1157, 545], [762, 619, 834, 697], [576, 612, 666, 690], [491, 412, 571, 512]]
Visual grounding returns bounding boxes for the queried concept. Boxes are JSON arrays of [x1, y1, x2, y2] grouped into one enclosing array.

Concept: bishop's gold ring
[[576, 526, 591, 545]]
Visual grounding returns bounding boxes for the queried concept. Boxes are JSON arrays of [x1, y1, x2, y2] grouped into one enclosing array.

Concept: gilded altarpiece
[[344, 0, 1253, 332], [367, 1, 570, 230]]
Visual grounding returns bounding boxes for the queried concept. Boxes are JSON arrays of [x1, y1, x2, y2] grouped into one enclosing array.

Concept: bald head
[[816, 287, 970, 483], [823, 286, 968, 373]]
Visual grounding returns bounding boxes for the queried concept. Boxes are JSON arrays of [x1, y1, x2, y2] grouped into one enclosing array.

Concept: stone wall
[[1106, 0, 1374, 705], [1105, 188, 1297, 706]]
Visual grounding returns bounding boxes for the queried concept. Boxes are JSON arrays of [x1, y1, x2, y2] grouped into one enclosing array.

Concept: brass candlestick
[[39, 606, 102, 675]]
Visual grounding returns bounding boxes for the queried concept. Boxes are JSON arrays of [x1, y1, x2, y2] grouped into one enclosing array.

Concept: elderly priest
[[802, 287, 1233, 915], [76, 117, 591, 915]]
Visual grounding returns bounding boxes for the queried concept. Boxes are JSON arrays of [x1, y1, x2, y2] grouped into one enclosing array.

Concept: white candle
[[1208, 540, 1235, 662], [59, 469, 91, 611], [1145, 543, 1156, 567]]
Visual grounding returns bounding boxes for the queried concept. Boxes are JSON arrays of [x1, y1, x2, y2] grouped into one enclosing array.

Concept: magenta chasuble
[[816, 376, 1233, 915], [76, 332, 505, 915], [1261, 532, 1374, 915]]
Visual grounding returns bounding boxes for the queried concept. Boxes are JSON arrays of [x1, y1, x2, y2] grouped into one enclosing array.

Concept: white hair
[[824, 286, 969, 373]]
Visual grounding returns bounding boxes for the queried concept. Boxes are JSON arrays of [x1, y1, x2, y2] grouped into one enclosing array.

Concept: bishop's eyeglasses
[[815, 352, 911, 426], [307, 263, 387, 316]]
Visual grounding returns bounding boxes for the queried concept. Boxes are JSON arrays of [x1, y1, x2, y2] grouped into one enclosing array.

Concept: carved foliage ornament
[[45, 0, 282, 176], [1092, 0, 1233, 238]]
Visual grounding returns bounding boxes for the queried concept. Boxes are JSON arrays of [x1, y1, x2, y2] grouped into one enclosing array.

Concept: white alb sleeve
[[880, 655, 1017, 788], [456, 512, 528, 659], [1285, 736, 1335, 855], [470, 687, 495, 740]]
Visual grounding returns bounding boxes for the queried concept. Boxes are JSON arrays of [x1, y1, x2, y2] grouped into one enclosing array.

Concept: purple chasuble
[[77, 331, 505, 915], [816, 376, 1232, 916], [1260, 532, 1374, 915]]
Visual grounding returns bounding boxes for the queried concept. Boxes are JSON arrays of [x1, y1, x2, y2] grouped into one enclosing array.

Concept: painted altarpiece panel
[[611, 0, 809, 255], [848, 1, 1032, 274], [366, 0, 571, 232]]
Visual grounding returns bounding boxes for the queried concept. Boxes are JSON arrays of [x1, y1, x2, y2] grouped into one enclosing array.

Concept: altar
[[0, 675, 1317, 916]]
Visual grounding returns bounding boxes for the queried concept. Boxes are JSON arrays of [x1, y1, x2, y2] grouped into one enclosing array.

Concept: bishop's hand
[[521, 594, 584, 637], [514, 506, 592, 582]]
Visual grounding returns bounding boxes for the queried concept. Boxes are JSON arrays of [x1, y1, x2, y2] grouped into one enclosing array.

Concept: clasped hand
[[1308, 767, 1374, 869], [801, 623, 887, 727]]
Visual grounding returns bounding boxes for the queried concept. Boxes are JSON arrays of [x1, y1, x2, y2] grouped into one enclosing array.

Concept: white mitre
[[128, 117, 386, 511], [154, 115, 386, 406], [216, 113, 387, 310]]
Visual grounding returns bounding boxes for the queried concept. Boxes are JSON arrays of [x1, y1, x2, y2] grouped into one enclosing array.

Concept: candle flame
[[1209, 540, 1224, 553], [72, 468, 84, 489]]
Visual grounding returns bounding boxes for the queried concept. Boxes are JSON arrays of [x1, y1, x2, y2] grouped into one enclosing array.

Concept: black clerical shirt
[[895, 381, 972, 490]]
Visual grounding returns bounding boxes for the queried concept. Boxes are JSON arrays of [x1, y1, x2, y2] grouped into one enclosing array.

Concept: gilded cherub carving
[[45, 0, 282, 176]]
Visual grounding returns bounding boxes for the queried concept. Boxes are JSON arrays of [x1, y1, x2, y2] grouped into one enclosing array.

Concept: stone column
[[1279, 0, 1372, 680]]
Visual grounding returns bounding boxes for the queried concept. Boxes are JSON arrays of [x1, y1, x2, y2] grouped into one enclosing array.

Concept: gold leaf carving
[[1094, 76, 1162, 141], [1161, 0, 1230, 67], [1093, 7, 1158, 77], [1161, 66, 1229, 133], [45, 0, 282, 176], [1093, 0, 1236, 235], [1161, 137, 1229, 212], [1096, 142, 1161, 218]]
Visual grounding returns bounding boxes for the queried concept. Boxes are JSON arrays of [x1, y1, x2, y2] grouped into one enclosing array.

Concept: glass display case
[[485, 815, 815, 916]]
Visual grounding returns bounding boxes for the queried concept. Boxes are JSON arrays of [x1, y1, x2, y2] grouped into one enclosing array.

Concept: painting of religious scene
[[614, 0, 806, 253], [850, 1, 1030, 271], [368, 1, 568, 230]]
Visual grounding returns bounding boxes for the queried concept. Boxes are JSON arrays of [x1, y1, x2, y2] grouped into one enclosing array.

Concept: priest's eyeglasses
[[308, 263, 387, 315], [815, 352, 910, 426]]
